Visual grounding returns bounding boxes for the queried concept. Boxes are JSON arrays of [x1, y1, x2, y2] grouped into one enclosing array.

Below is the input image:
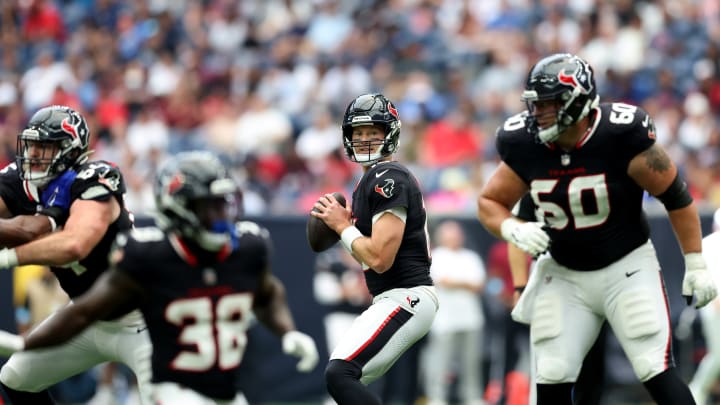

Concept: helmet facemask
[[521, 54, 599, 143], [17, 130, 81, 187], [343, 123, 400, 166]]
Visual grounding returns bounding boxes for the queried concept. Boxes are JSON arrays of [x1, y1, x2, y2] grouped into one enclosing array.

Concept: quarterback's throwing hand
[[282, 331, 319, 372], [501, 218, 550, 257], [682, 253, 718, 308]]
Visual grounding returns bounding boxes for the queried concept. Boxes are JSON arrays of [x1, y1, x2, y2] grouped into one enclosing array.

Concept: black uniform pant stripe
[[344, 305, 413, 367]]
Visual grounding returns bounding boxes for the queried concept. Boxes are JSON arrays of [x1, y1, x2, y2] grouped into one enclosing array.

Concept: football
[[307, 192, 347, 252]]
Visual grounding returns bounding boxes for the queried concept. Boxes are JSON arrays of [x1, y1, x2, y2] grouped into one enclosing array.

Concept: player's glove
[[682, 253, 718, 308], [500, 218, 550, 257], [282, 331, 319, 372], [0, 248, 18, 270], [0, 330, 24, 358]]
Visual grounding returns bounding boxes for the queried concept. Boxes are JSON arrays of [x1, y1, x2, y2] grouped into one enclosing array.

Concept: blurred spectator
[[19, 49, 77, 113], [418, 101, 483, 168], [0, 0, 715, 216], [422, 220, 486, 405]]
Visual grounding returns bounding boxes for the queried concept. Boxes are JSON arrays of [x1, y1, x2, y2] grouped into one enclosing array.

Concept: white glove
[[0, 330, 24, 358], [682, 253, 718, 308], [282, 331, 319, 373], [501, 218, 550, 257], [0, 248, 18, 270]]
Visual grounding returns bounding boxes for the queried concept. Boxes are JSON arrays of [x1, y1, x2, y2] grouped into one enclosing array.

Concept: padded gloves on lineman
[[282, 331, 319, 372], [683, 253, 718, 308], [501, 217, 550, 257]]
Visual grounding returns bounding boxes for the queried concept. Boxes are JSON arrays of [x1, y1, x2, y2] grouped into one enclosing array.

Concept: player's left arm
[[344, 210, 405, 274], [253, 269, 297, 336], [0, 269, 142, 353], [629, 142, 717, 307], [628, 143, 700, 254], [253, 268, 319, 372]]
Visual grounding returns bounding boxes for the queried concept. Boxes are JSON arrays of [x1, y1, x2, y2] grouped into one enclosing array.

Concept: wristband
[[47, 216, 57, 232], [0, 248, 18, 270], [340, 226, 363, 253], [685, 252, 706, 271], [514, 286, 526, 293]]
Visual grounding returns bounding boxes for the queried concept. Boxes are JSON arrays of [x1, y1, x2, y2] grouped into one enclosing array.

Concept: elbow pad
[[655, 173, 692, 211]]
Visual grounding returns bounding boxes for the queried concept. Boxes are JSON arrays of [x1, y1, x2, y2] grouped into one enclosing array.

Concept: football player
[[0, 105, 152, 405], [311, 93, 438, 405], [477, 53, 717, 404], [0, 151, 319, 404]]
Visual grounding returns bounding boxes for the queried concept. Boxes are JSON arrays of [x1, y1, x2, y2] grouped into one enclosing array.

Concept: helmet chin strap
[[537, 95, 598, 144]]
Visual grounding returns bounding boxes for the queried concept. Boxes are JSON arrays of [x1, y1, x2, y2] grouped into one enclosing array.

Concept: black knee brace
[[0, 382, 55, 405], [325, 359, 379, 405], [643, 368, 696, 405]]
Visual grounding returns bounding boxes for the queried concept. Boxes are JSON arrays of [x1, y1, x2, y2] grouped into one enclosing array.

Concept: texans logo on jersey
[[374, 179, 395, 198]]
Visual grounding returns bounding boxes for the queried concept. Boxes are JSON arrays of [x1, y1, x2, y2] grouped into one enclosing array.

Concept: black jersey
[[351, 161, 433, 296], [0, 163, 43, 216], [497, 103, 656, 270], [0, 161, 133, 298], [114, 221, 271, 401]]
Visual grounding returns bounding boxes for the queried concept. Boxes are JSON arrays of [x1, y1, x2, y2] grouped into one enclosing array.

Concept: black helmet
[[521, 53, 599, 143], [341, 93, 401, 165], [17, 105, 91, 186], [154, 151, 240, 251]]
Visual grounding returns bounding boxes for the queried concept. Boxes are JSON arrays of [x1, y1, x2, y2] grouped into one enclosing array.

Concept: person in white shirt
[[423, 220, 486, 405]]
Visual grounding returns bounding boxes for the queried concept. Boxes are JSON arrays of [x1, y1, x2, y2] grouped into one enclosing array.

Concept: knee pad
[[531, 294, 562, 343], [536, 356, 570, 383]]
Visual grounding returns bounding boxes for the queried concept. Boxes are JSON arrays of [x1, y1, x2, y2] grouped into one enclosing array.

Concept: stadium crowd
[[0, 0, 718, 217]]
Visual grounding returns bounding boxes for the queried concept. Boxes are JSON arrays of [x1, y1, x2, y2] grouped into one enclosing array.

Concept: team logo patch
[[374, 178, 395, 198]]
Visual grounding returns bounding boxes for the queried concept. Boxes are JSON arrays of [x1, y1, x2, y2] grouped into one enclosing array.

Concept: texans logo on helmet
[[374, 178, 395, 198], [61, 117, 79, 140], [167, 173, 185, 195], [388, 103, 399, 120], [557, 60, 593, 95]]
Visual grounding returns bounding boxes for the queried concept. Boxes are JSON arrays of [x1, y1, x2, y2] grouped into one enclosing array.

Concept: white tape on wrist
[[47, 216, 57, 232], [0, 248, 18, 270], [685, 252, 706, 271], [340, 226, 363, 253], [500, 217, 520, 243]]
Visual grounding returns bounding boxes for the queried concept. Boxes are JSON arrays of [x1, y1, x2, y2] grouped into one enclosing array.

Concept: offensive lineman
[[311, 93, 438, 405], [477, 53, 716, 404]]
